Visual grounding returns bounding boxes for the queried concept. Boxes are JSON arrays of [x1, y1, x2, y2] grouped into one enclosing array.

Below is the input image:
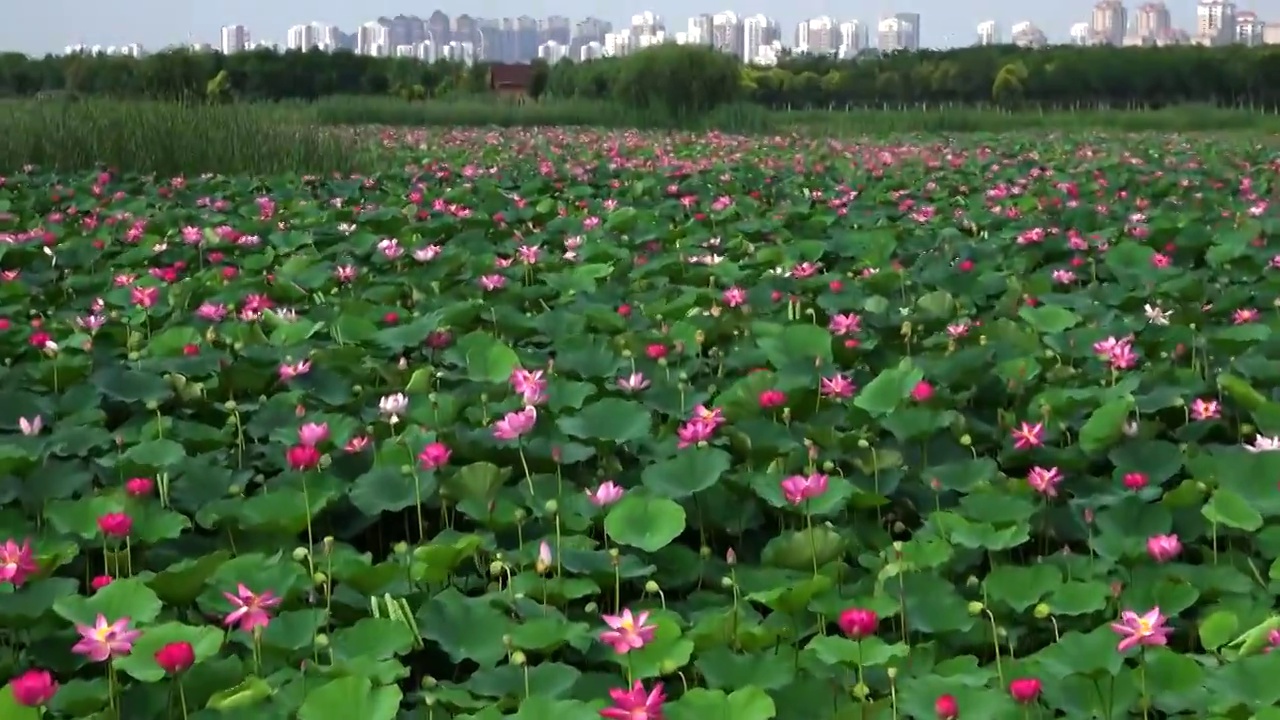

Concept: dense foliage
[[3, 127, 1280, 720], [3, 42, 1280, 111]]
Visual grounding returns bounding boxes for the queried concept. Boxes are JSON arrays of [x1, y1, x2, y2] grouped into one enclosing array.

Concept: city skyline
[[4, 0, 1279, 53]]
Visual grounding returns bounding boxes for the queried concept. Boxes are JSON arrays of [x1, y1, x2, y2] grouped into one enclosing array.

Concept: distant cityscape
[[60, 0, 1280, 67]]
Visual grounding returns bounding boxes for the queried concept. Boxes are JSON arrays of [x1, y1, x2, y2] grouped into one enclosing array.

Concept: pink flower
[[599, 680, 665, 720], [780, 473, 829, 505], [676, 417, 716, 448], [1027, 466, 1063, 497], [1123, 472, 1148, 490], [297, 422, 329, 447], [1190, 398, 1220, 421], [510, 369, 548, 406], [124, 477, 155, 497], [837, 608, 878, 638], [586, 481, 625, 507], [617, 372, 650, 392], [599, 609, 657, 654], [910, 381, 934, 402], [535, 541, 553, 574], [492, 406, 537, 441], [71, 615, 140, 662], [0, 538, 37, 587], [286, 443, 321, 471], [1009, 678, 1042, 704], [758, 389, 786, 409], [418, 442, 451, 470], [9, 668, 57, 707], [1146, 534, 1181, 563], [1110, 607, 1171, 652], [820, 374, 855, 398], [722, 287, 746, 307], [90, 575, 113, 591], [278, 360, 311, 380], [1011, 421, 1044, 449], [223, 584, 282, 633], [18, 415, 42, 436], [97, 512, 132, 539]]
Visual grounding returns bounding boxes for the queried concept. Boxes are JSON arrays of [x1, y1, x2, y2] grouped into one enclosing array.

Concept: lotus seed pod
[[421, 676, 438, 689], [857, 438, 870, 449], [966, 576, 979, 587], [502, 634, 513, 647], [608, 548, 619, 558], [314, 634, 329, 648], [853, 682, 870, 699], [892, 521, 907, 534], [699, 546, 712, 559], [644, 580, 660, 594], [660, 660, 681, 675], [292, 547, 309, 562], [513, 509, 527, 522], [399, 464, 413, 475], [224, 400, 237, 411], [960, 434, 972, 446], [720, 576, 734, 589], [351, 384, 362, 394], [1034, 603, 1051, 619], [489, 561, 504, 576], [312, 572, 327, 585], [393, 542, 409, 555], [968, 601, 985, 615], [821, 460, 835, 472], [886, 667, 898, 680], [585, 601, 599, 613], [511, 650, 528, 666], [544, 499, 558, 514], [227, 484, 242, 495]]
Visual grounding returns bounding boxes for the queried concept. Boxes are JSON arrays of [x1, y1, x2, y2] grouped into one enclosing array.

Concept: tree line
[[2, 42, 1279, 112]]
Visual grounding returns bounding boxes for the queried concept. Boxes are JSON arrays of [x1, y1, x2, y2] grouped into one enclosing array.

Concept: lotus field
[[3, 127, 1280, 720]]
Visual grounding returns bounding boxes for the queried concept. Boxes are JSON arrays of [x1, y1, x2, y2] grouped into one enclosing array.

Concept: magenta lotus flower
[[599, 608, 657, 654], [0, 537, 37, 587], [72, 615, 140, 662], [600, 680, 665, 720], [492, 406, 537, 440], [586, 480, 625, 507], [1110, 607, 1171, 652], [223, 584, 282, 633], [780, 473, 829, 505]]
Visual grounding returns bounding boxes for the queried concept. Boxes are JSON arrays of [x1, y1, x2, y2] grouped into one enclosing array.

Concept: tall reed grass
[[0, 99, 372, 176], [0, 96, 1276, 176]]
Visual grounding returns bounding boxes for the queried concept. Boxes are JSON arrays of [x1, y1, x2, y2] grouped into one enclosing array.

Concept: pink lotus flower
[[1011, 421, 1044, 449], [418, 441, 451, 470], [600, 680, 665, 720], [820, 374, 855, 398], [279, 360, 311, 380], [72, 615, 140, 662], [18, 415, 42, 436], [599, 609, 657, 654], [1190, 398, 1220, 421], [0, 538, 37, 587], [586, 481, 625, 507], [1110, 607, 1171, 652], [510, 369, 547, 406], [492, 406, 537, 441], [1146, 534, 1181, 563], [617, 372, 650, 392], [1026, 466, 1063, 497], [535, 541, 553, 574], [297, 422, 329, 448], [223, 584, 282, 633], [780, 473, 829, 505]]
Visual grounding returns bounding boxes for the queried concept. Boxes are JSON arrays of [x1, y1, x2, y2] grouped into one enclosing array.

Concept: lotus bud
[[292, 547, 309, 562], [968, 601, 985, 615], [644, 580, 660, 594]]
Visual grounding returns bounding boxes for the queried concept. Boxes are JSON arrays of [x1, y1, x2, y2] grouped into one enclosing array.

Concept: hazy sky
[[1, 0, 1275, 54]]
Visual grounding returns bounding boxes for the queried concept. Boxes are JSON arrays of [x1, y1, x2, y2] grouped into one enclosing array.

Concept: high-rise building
[[796, 16, 839, 55], [878, 13, 920, 52], [1195, 0, 1237, 44], [1090, 0, 1127, 44], [976, 20, 999, 45], [712, 11, 744, 58], [742, 14, 780, 64], [220, 25, 250, 54], [837, 21, 869, 57]]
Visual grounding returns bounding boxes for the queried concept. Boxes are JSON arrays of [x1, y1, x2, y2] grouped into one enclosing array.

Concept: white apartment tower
[[220, 25, 250, 54], [977, 20, 999, 45]]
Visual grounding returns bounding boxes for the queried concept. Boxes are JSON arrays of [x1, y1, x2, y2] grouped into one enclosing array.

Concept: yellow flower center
[[94, 626, 113, 642], [1136, 619, 1153, 636]]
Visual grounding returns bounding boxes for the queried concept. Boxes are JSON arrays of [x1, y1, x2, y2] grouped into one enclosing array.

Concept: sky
[[1, 0, 1276, 54]]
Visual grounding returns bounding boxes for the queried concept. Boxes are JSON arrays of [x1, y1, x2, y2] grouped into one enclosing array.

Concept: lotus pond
[[1, 128, 1280, 720]]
